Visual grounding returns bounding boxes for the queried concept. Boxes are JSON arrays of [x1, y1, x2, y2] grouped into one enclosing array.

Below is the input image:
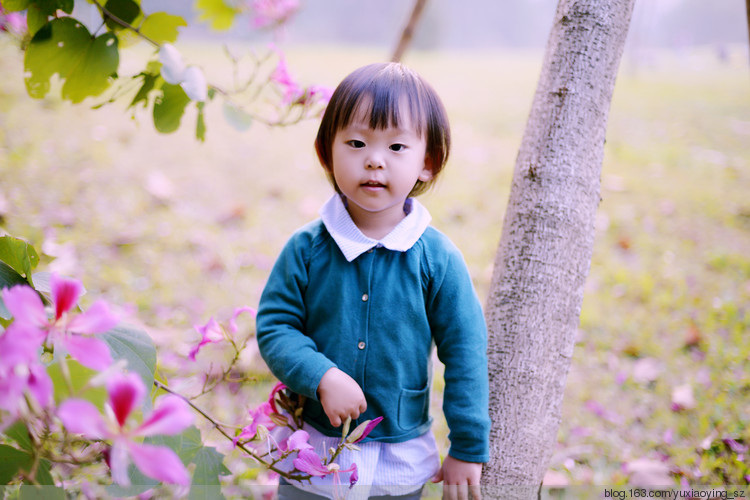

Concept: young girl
[[256, 62, 490, 500]]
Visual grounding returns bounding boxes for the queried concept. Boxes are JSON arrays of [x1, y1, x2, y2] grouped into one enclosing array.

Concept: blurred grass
[[1, 37, 749, 493]]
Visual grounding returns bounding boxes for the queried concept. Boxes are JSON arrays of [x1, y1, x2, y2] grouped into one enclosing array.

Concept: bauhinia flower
[[189, 306, 257, 361], [293, 448, 358, 492], [0, 323, 53, 420], [2, 275, 119, 371], [58, 372, 194, 486], [235, 382, 286, 443], [270, 52, 303, 105], [188, 317, 223, 361]]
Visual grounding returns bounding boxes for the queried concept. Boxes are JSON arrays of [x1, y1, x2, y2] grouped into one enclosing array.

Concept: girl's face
[[329, 99, 432, 236]]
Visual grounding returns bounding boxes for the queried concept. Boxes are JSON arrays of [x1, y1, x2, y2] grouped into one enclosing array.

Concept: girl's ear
[[419, 155, 434, 182]]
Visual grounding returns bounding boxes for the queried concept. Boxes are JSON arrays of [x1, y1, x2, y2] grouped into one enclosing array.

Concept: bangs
[[337, 66, 426, 136]]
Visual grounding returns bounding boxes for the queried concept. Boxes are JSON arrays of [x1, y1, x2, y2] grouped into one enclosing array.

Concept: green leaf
[[0, 235, 39, 284], [196, 101, 206, 142], [153, 83, 190, 134], [2, 0, 31, 12], [101, 324, 157, 390], [58, 0, 74, 14], [128, 72, 158, 109], [139, 12, 187, 44], [189, 445, 230, 500], [194, 0, 238, 31], [222, 101, 253, 132], [103, 0, 141, 31], [47, 359, 107, 408], [5, 422, 33, 453], [147, 426, 203, 466], [24, 17, 120, 104], [0, 444, 27, 484], [0, 262, 28, 319]]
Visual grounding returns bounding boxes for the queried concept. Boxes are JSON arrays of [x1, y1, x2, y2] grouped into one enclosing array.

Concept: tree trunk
[[481, 0, 635, 497], [746, 0, 750, 66], [391, 0, 428, 63]]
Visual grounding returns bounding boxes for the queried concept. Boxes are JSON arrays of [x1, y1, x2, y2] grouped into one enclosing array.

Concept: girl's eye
[[390, 143, 406, 152], [347, 140, 365, 148]]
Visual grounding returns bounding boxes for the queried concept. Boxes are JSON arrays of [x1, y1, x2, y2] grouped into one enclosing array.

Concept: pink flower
[[267, 381, 286, 413], [188, 317, 224, 361], [278, 429, 313, 453], [292, 448, 330, 477], [270, 53, 303, 105], [58, 372, 194, 486], [2, 275, 119, 371], [293, 449, 358, 494], [236, 401, 276, 442], [250, 0, 299, 29], [0, 323, 53, 417], [228, 306, 257, 334]]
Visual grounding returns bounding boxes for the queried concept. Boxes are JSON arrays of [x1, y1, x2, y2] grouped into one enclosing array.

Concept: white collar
[[319, 194, 432, 262]]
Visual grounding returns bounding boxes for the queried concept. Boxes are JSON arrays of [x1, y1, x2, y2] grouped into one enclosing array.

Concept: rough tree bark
[[481, 0, 635, 497]]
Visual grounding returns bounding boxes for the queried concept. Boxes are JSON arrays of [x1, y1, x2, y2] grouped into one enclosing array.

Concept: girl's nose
[[366, 153, 384, 169]]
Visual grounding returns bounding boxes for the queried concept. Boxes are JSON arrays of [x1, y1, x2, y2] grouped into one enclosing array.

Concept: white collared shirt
[[279, 194, 441, 499]]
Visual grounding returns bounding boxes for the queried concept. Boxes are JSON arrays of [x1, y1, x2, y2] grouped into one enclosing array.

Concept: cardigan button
[[358, 341, 366, 350], [361, 293, 369, 302]]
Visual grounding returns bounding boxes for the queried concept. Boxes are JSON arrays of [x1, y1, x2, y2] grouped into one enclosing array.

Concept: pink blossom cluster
[[234, 380, 383, 492], [249, 0, 299, 29], [0, 275, 193, 486], [270, 50, 333, 108]]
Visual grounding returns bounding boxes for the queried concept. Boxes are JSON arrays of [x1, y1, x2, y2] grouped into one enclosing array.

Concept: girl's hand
[[431, 455, 482, 500], [317, 367, 367, 427]]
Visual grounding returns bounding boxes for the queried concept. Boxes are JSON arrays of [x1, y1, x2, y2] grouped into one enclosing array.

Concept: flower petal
[[189, 317, 223, 361], [63, 334, 113, 371], [180, 66, 207, 102], [267, 381, 286, 413], [109, 441, 131, 486], [107, 372, 146, 428], [135, 395, 193, 437], [159, 43, 186, 84], [51, 274, 83, 320], [128, 442, 190, 485], [27, 363, 53, 409], [58, 399, 109, 439], [292, 449, 330, 477], [282, 429, 313, 453], [348, 416, 384, 444], [0, 322, 44, 368], [67, 300, 119, 334], [2, 285, 48, 329], [229, 306, 257, 333]]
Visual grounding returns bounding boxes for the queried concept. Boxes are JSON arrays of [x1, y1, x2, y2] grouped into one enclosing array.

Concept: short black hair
[[315, 62, 451, 197]]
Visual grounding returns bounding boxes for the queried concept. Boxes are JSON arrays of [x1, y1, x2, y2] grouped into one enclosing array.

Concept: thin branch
[[746, 0, 750, 67], [90, 0, 160, 48], [391, 0, 429, 63]]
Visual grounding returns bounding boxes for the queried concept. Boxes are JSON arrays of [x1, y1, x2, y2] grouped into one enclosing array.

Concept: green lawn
[[1, 39, 748, 495]]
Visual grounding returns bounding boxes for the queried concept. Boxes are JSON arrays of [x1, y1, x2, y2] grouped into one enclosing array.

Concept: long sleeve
[[256, 227, 336, 400], [426, 242, 491, 463]]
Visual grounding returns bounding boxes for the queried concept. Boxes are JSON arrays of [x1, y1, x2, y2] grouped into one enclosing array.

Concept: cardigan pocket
[[397, 384, 430, 431]]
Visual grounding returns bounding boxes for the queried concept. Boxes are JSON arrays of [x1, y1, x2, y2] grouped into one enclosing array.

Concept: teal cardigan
[[256, 220, 490, 463]]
